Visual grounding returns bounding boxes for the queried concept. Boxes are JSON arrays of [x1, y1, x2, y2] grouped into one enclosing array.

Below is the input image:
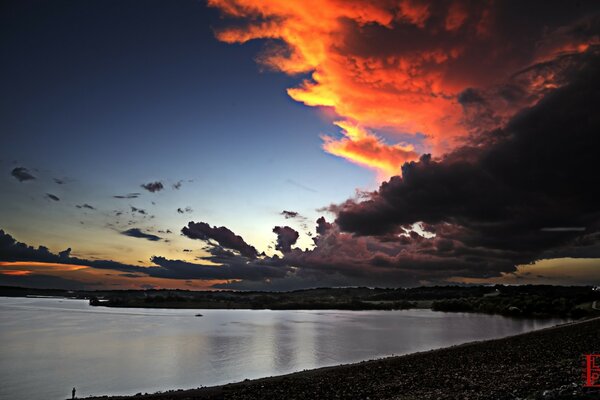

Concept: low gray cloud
[[281, 210, 299, 219], [11, 167, 36, 182], [113, 193, 140, 199], [141, 181, 164, 193], [121, 228, 161, 241], [46, 193, 60, 201], [130, 206, 147, 215]]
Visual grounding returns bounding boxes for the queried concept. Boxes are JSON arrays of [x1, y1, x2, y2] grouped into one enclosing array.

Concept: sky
[[1, 0, 599, 291]]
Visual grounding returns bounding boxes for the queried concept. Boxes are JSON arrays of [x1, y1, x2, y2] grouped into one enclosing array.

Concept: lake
[[0, 296, 569, 400]]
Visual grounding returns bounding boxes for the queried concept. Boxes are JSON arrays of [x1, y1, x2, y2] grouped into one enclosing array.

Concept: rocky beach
[[84, 317, 600, 400]]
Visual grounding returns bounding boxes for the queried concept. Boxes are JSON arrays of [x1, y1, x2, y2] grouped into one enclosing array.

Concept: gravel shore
[[85, 317, 600, 400]]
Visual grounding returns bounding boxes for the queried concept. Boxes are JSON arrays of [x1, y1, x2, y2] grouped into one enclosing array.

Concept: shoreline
[[84, 317, 600, 400]]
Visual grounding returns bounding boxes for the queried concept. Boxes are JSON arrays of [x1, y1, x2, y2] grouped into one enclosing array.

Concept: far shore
[[4, 284, 597, 319], [83, 317, 600, 400]]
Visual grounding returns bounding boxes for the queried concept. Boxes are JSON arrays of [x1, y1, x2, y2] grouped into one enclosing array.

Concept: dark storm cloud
[[121, 228, 161, 242], [11, 167, 36, 182], [141, 181, 164, 193], [113, 193, 141, 199], [46, 193, 60, 201], [272, 226, 299, 253], [182, 221, 259, 259], [334, 53, 600, 272]]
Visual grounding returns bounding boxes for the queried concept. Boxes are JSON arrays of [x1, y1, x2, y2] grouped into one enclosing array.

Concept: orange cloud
[[323, 121, 418, 178], [1, 270, 32, 276], [208, 0, 597, 176], [445, 2, 468, 31], [0, 261, 88, 272]]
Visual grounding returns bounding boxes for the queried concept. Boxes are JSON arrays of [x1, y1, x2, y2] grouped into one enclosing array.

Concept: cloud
[[177, 207, 193, 214], [130, 206, 147, 215], [332, 53, 600, 275], [53, 178, 65, 184], [209, 0, 600, 174], [0, 229, 286, 283], [315, 216, 332, 236], [121, 228, 162, 242], [76, 204, 95, 210], [46, 193, 60, 201], [11, 167, 36, 182], [150, 255, 289, 281], [113, 193, 140, 199], [322, 121, 419, 178], [281, 210, 299, 219], [141, 181, 164, 193], [0, 229, 146, 274], [182, 221, 259, 258], [172, 181, 183, 190], [272, 226, 299, 253]]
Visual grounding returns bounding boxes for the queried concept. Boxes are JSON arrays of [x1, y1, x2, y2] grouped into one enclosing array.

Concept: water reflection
[[0, 297, 569, 400]]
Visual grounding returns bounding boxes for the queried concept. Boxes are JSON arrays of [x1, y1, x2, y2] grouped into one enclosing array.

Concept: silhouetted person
[[72, 387, 76, 399]]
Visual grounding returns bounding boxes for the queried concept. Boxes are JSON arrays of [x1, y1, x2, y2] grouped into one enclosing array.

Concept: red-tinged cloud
[[323, 121, 418, 178], [208, 0, 599, 176]]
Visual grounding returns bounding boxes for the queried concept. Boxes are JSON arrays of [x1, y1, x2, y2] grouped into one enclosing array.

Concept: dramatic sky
[[1, 0, 599, 290]]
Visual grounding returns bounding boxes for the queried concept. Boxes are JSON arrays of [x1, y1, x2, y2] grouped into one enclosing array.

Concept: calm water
[[0, 296, 569, 400]]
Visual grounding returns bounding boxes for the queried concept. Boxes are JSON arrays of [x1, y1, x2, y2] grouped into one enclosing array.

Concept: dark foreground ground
[[84, 317, 600, 400]]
